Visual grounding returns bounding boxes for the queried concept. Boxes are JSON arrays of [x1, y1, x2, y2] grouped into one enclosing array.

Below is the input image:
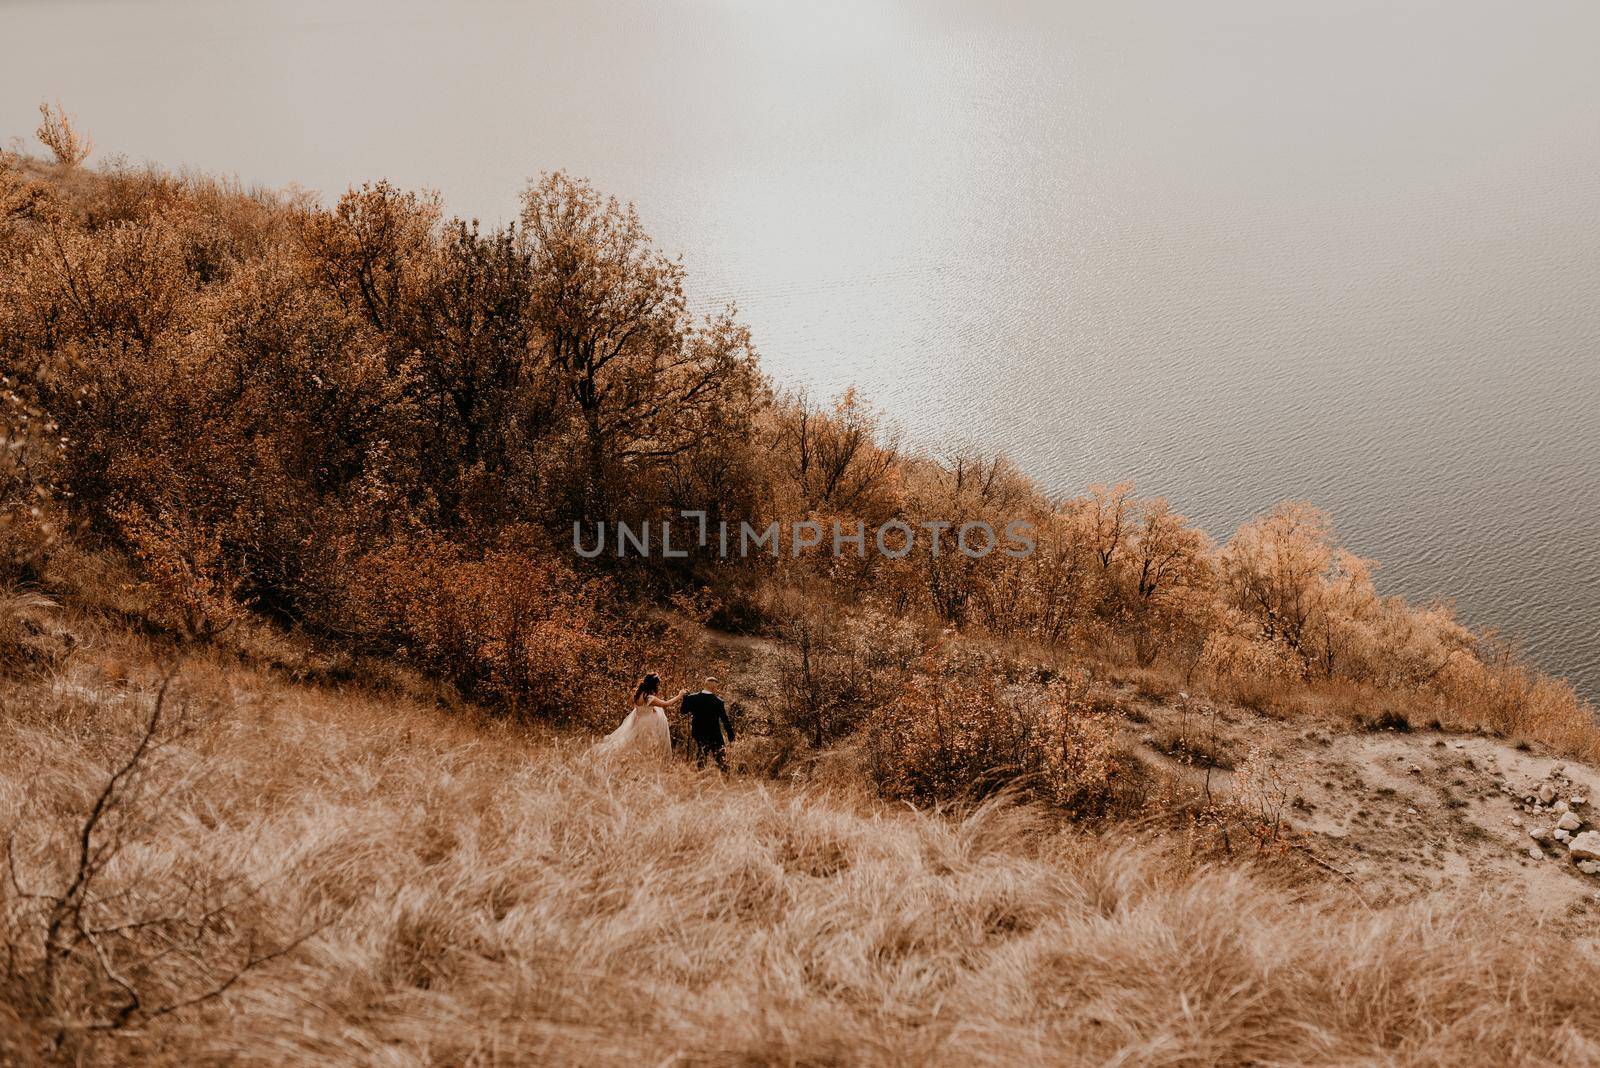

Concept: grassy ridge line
[[5, 640, 1599, 1065]]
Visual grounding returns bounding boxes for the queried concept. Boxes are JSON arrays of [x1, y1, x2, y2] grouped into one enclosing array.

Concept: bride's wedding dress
[[594, 702, 671, 764]]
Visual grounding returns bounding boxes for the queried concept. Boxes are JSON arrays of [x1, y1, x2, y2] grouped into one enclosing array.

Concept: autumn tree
[[1220, 502, 1336, 650], [902, 444, 1033, 623], [1220, 501, 1381, 679], [1120, 498, 1213, 665], [3, 212, 198, 522], [299, 180, 439, 344], [519, 171, 758, 516], [774, 390, 900, 517], [409, 218, 564, 522], [1086, 482, 1135, 570]]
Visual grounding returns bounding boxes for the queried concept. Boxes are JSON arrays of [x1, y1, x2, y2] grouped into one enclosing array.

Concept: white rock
[[1538, 784, 1557, 804], [1567, 831, 1600, 862], [1409, 765, 1422, 775], [1555, 829, 1571, 842], [1578, 861, 1600, 876], [1529, 827, 1550, 842], [1557, 812, 1582, 832], [1554, 800, 1571, 814], [1574, 796, 1587, 806], [1529, 846, 1544, 860], [1510, 816, 1523, 827]]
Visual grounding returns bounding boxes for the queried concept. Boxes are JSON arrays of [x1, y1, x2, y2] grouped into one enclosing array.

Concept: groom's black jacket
[[682, 691, 734, 748]]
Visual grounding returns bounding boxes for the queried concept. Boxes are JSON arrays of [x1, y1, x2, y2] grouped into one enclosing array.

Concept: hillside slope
[[5, 610, 1600, 1065], [1117, 686, 1600, 921], [710, 626, 1600, 923]]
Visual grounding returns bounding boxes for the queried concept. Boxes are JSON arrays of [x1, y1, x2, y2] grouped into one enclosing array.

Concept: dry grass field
[[5, 616, 1600, 1067]]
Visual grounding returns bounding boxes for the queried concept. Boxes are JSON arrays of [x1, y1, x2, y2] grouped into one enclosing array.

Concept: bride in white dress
[[594, 673, 682, 764]]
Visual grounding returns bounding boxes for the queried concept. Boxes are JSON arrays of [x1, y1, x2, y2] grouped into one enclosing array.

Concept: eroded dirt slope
[[1121, 690, 1600, 932]]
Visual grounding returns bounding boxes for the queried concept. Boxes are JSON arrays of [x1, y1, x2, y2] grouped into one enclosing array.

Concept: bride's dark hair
[[633, 673, 661, 703]]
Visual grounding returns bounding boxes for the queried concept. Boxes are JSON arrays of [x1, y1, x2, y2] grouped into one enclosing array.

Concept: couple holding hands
[[594, 673, 735, 769]]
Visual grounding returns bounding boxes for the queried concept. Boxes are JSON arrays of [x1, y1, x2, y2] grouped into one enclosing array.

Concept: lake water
[[4, 0, 1598, 698]]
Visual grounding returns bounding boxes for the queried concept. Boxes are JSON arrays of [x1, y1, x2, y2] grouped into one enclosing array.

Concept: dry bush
[[0, 388, 63, 587], [1198, 621, 1306, 711], [1148, 720, 1237, 771], [1430, 637, 1600, 760], [34, 102, 92, 168], [346, 531, 624, 722], [1227, 742, 1302, 852], [866, 663, 1135, 818], [771, 595, 925, 749], [0, 154, 54, 260], [0, 588, 69, 679], [114, 506, 248, 643]]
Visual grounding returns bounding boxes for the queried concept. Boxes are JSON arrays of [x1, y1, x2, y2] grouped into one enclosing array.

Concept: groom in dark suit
[[681, 676, 735, 769]]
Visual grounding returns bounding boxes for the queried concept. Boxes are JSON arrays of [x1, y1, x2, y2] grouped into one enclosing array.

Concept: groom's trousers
[[692, 737, 727, 770]]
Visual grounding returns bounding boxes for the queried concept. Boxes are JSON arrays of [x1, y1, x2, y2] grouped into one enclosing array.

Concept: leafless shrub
[[35, 102, 92, 168], [772, 595, 923, 749], [0, 677, 320, 1059]]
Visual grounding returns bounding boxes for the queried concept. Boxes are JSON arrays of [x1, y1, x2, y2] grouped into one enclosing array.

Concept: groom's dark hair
[[633, 673, 661, 702]]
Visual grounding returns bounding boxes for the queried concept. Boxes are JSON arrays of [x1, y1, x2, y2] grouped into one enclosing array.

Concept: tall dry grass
[[3, 634, 1599, 1065]]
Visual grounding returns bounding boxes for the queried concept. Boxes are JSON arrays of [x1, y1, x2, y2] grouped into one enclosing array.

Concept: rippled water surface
[[4, 0, 1597, 696]]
